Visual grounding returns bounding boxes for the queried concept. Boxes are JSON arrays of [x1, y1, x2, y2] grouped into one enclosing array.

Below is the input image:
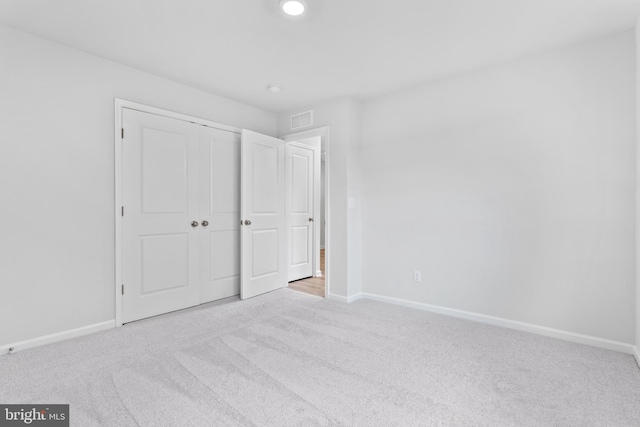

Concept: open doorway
[[282, 127, 329, 298]]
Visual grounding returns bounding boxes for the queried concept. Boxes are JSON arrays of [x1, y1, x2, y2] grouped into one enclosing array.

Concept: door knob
[[201, 220, 209, 227], [309, 217, 314, 222], [191, 221, 199, 227], [244, 220, 252, 226]]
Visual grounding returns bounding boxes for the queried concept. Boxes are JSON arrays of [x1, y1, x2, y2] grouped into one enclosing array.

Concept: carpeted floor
[[1, 288, 639, 426]]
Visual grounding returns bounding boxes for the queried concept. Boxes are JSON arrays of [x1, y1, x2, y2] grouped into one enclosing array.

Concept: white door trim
[[114, 99, 241, 327], [282, 126, 330, 298]]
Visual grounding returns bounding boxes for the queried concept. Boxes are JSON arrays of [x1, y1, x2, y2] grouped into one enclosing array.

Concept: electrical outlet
[[413, 270, 422, 283]]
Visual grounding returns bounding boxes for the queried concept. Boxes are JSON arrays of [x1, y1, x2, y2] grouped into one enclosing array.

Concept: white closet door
[[240, 130, 286, 299], [287, 143, 318, 281], [199, 126, 241, 302], [122, 109, 200, 323]]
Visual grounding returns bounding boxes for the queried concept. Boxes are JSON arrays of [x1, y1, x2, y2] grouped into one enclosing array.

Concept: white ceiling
[[1, 0, 639, 113]]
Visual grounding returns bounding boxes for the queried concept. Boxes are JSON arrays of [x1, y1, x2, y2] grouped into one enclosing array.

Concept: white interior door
[[199, 126, 241, 303], [287, 142, 319, 281], [122, 109, 200, 323], [240, 130, 286, 299]]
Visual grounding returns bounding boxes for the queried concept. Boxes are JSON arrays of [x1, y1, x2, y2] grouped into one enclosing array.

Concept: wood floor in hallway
[[288, 248, 325, 298]]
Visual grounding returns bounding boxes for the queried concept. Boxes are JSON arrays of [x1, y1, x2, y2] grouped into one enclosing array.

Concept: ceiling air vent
[[290, 110, 313, 130]]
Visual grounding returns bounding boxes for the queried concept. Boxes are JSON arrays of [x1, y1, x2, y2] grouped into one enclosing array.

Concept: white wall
[[636, 20, 640, 356], [278, 98, 362, 299], [0, 25, 277, 347], [361, 31, 636, 344]]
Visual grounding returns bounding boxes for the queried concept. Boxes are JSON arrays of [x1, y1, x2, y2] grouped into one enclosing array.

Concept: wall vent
[[290, 110, 313, 130]]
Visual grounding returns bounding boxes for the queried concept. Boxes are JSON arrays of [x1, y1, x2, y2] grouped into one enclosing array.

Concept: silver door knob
[[244, 220, 252, 226], [202, 220, 209, 227], [309, 217, 314, 222], [191, 221, 199, 227]]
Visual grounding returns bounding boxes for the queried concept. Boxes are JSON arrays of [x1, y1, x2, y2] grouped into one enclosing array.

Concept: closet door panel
[[122, 109, 200, 323], [199, 126, 241, 303], [240, 130, 286, 299]]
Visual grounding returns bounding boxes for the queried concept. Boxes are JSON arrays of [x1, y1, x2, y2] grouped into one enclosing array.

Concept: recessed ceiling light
[[267, 84, 282, 93], [280, 0, 306, 16]]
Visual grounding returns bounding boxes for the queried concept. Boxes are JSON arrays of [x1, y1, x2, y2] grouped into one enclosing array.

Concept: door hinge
[[122, 284, 124, 295], [121, 206, 124, 217], [121, 128, 124, 139]]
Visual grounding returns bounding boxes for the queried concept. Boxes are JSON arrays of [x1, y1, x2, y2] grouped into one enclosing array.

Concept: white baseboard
[[328, 292, 363, 304], [360, 292, 636, 355], [1, 320, 115, 356], [634, 346, 640, 368]]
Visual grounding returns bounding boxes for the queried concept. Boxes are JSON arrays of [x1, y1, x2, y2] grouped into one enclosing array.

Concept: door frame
[[114, 99, 241, 327], [282, 127, 330, 298]]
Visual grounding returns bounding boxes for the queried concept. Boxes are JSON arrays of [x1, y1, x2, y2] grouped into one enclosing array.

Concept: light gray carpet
[[1, 289, 639, 426]]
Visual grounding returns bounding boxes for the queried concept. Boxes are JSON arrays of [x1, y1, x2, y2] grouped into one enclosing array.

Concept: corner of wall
[[328, 292, 363, 304], [636, 14, 640, 358], [346, 98, 363, 297]]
